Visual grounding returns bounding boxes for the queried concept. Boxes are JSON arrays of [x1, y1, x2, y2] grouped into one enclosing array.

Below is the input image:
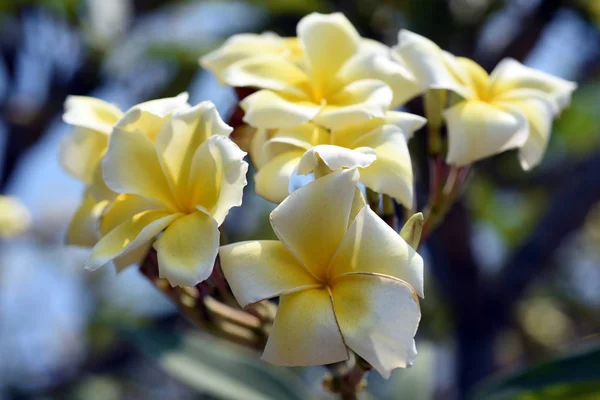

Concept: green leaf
[[122, 326, 308, 400], [471, 342, 600, 400]]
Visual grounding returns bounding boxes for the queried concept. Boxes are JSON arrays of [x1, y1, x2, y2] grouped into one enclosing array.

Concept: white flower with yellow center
[[84, 101, 248, 286], [206, 13, 420, 131], [393, 30, 576, 169], [62, 94, 190, 251], [250, 111, 426, 207], [220, 168, 423, 378]]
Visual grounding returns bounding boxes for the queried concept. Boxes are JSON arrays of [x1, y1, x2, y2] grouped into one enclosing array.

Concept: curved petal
[[270, 168, 359, 281], [113, 243, 151, 273], [222, 55, 309, 96], [315, 79, 393, 130], [103, 129, 177, 208], [352, 125, 414, 207], [99, 194, 162, 235], [392, 30, 469, 97], [200, 33, 292, 82], [490, 58, 576, 110], [296, 145, 376, 175], [444, 100, 529, 166], [66, 193, 109, 247], [383, 111, 427, 139], [86, 209, 180, 271], [241, 90, 321, 129], [331, 273, 421, 378], [338, 52, 423, 108], [265, 123, 329, 160], [255, 151, 303, 204], [156, 102, 233, 200], [154, 211, 219, 286], [89, 162, 116, 202], [197, 136, 249, 225], [329, 206, 424, 297], [115, 93, 190, 141], [298, 13, 360, 92], [219, 240, 320, 308], [495, 95, 555, 170], [249, 128, 271, 169], [59, 127, 108, 183], [63, 96, 122, 133], [262, 288, 348, 366]]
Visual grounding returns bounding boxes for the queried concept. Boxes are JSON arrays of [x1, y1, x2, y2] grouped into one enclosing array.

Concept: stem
[[382, 194, 396, 229], [324, 355, 372, 400], [424, 90, 447, 157], [139, 249, 270, 350]]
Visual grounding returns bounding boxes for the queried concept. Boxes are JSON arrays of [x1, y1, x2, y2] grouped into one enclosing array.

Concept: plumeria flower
[[393, 30, 576, 169], [251, 111, 426, 207], [62, 94, 190, 249], [203, 12, 420, 131], [220, 168, 423, 378], [83, 101, 248, 286]]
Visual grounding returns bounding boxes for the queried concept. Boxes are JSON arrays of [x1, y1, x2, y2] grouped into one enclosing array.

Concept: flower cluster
[[62, 12, 575, 382]]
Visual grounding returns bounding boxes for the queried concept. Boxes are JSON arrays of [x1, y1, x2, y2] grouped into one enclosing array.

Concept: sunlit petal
[[329, 206, 424, 297], [219, 240, 320, 308], [332, 273, 421, 378], [241, 90, 321, 129], [270, 169, 358, 281], [263, 288, 348, 366], [59, 128, 108, 184], [255, 151, 303, 204], [296, 145, 376, 175], [154, 211, 220, 287], [444, 100, 529, 166], [63, 96, 122, 133]]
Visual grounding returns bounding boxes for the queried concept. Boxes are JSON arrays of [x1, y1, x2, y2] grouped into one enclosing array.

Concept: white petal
[[444, 100, 529, 166], [59, 127, 108, 184], [255, 151, 303, 204], [63, 96, 122, 133], [241, 90, 321, 129], [296, 145, 376, 175], [262, 288, 348, 366], [332, 273, 421, 378], [219, 240, 320, 308], [154, 211, 220, 287], [329, 206, 424, 297]]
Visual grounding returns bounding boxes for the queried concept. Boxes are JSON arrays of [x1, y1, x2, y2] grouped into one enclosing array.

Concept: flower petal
[[392, 30, 469, 97], [156, 102, 233, 201], [329, 206, 424, 297], [249, 128, 271, 169], [337, 52, 422, 108], [315, 79, 392, 130], [219, 240, 320, 308], [352, 125, 414, 207], [154, 211, 219, 286], [113, 243, 151, 272], [201, 33, 293, 82], [222, 55, 309, 96], [59, 127, 108, 184], [103, 128, 177, 208], [241, 90, 321, 129], [262, 288, 348, 366], [444, 100, 529, 166], [298, 12, 360, 93], [265, 123, 329, 160], [270, 168, 359, 281], [115, 93, 190, 141], [383, 111, 427, 139], [255, 151, 303, 204], [63, 96, 122, 133], [86, 209, 179, 271], [189, 136, 248, 225], [331, 273, 421, 378], [99, 194, 163, 235], [66, 193, 109, 247], [296, 145, 376, 175], [490, 58, 576, 110]]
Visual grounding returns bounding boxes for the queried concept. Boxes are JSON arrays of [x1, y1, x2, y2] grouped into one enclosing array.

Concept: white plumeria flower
[[203, 13, 420, 131], [393, 30, 577, 169], [220, 168, 423, 378], [84, 101, 248, 286]]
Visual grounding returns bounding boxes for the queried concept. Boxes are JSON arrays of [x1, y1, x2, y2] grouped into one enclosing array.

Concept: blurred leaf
[[471, 342, 600, 400], [122, 326, 308, 400]]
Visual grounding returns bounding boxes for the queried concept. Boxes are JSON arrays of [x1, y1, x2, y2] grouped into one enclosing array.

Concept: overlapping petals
[[393, 30, 576, 168], [253, 112, 425, 207], [86, 101, 248, 286], [204, 13, 418, 131], [220, 169, 423, 378]]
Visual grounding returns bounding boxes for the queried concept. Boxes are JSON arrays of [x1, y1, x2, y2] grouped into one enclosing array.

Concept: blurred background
[[0, 0, 599, 399]]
